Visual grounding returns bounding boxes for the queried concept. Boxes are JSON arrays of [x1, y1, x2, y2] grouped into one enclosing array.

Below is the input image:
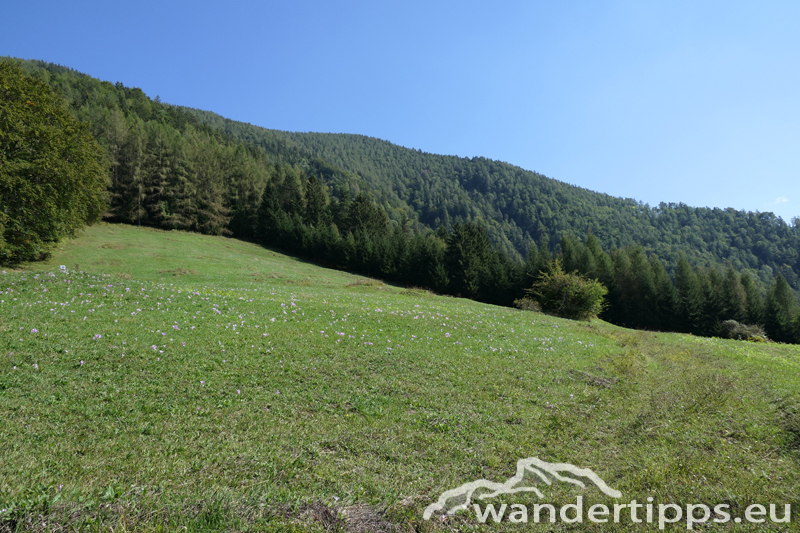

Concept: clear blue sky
[[3, 1, 799, 221]]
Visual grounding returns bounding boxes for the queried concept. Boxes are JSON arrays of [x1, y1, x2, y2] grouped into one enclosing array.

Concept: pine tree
[[675, 255, 704, 334], [650, 254, 678, 331], [278, 166, 305, 217], [103, 108, 129, 212], [764, 274, 799, 343], [721, 267, 748, 323], [190, 134, 230, 235], [226, 147, 266, 239], [114, 115, 147, 225], [347, 193, 389, 237], [304, 174, 329, 227], [560, 233, 580, 273], [256, 177, 281, 245], [576, 241, 597, 278], [523, 240, 541, 282], [740, 273, 764, 326], [445, 222, 493, 299], [629, 247, 657, 329], [701, 268, 726, 336], [141, 123, 176, 227]]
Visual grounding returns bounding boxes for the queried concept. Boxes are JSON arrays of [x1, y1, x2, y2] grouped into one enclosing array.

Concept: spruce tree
[[721, 267, 748, 323], [523, 240, 540, 282], [445, 222, 492, 299], [675, 255, 704, 334], [650, 254, 678, 331], [304, 174, 328, 227], [740, 273, 765, 326], [764, 274, 799, 343]]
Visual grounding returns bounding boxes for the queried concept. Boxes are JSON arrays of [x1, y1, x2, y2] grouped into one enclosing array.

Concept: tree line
[[4, 57, 800, 343], [186, 112, 800, 292], [250, 168, 800, 344], [12, 57, 800, 292]]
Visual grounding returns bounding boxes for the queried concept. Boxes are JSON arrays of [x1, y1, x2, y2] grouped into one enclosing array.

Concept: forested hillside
[[187, 110, 800, 290], [3, 56, 800, 343]]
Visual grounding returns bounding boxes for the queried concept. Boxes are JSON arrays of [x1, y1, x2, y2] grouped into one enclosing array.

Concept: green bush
[[720, 319, 767, 341], [513, 297, 542, 312], [528, 260, 607, 320]]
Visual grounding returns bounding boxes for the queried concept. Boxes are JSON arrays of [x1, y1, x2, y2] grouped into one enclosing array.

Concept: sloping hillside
[[187, 108, 800, 287], [1, 224, 799, 531], [5, 57, 799, 289]]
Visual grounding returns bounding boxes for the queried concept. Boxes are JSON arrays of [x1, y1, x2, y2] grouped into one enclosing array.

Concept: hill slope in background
[[186, 108, 800, 288], [4, 57, 800, 293]]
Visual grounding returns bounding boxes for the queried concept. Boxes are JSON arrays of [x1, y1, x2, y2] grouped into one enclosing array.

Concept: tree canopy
[[0, 61, 107, 262], [4, 57, 800, 344]]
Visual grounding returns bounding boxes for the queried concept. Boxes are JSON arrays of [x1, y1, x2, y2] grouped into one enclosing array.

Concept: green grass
[[1, 223, 800, 531]]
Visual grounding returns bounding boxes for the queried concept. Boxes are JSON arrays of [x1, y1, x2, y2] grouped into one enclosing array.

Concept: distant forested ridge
[[4, 57, 800, 343], [183, 109, 800, 290]]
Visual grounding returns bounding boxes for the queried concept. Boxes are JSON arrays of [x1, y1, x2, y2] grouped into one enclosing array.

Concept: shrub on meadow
[[513, 297, 542, 312], [527, 260, 607, 320], [720, 319, 768, 342]]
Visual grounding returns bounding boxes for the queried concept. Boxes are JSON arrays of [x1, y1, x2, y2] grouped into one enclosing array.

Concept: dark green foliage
[[0, 61, 107, 263], [701, 268, 726, 336], [304, 175, 328, 227], [722, 267, 748, 324], [5, 57, 800, 344], [676, 255, 705, 334], [445, 222, 493, 299], [528, 260, 608, 320], [346, 193, 389, 237], [407, 232, 448, 291], [185, 107, 800, 288], [793, 313, 800, 344], [4, 58, 275, 239], [650, 255, 679, 331], [740, 273, 765, 326], [614, 246, 657, 329], [764, 275, 799, 343]]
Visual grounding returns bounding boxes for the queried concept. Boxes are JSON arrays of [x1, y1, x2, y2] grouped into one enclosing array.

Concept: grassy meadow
[[1, 223, 800, 532]]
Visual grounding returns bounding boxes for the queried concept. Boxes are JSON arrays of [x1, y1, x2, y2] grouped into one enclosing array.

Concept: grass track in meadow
[[1, 224, 800, 531]]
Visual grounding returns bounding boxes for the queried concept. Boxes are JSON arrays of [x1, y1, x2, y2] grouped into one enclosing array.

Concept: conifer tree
[[722, 267, 748, 323], [628, 247, 657, 329], [576, 241, 597, 278], [740, 272, 765, 326], [560, 233, 580, 273], [523, 240, 541, 282], [675, 255, 704, 334], [764, 274, 799, 343], [445, 222, 493, 299], [650, 254, 678, 330], [304, 174, 328, 227], [701, 268, 726, 335]]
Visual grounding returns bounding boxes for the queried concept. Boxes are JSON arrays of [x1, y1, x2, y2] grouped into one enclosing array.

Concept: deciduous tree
[[0, 61, 107, 262]]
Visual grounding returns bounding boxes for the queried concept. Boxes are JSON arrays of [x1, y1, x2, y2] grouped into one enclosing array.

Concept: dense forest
[[3, 56, 800, 343], [186, 109, 800, 291]]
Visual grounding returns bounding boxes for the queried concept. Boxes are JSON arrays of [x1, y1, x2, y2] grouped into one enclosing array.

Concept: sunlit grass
[[1, 224, 799, 531]]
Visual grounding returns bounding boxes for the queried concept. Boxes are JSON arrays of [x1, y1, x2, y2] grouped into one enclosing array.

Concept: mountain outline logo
[[423, 456, 622, 520]]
